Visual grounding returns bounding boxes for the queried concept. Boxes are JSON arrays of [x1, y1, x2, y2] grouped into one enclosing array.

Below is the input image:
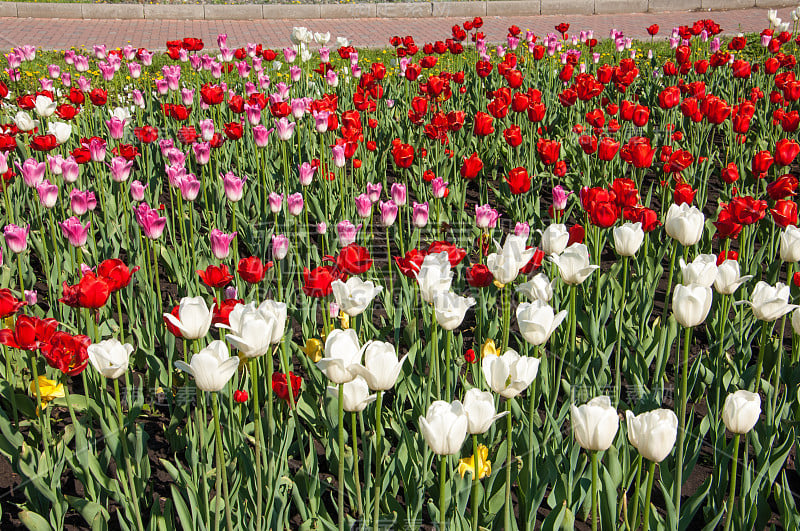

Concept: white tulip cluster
[[672, 254, 716, 328]]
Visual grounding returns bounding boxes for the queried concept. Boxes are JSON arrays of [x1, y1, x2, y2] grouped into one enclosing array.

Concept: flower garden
[[1, 11, 800, 531]]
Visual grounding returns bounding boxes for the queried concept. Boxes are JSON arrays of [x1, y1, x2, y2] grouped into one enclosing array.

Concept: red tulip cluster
[[0, 315, 89, 376]]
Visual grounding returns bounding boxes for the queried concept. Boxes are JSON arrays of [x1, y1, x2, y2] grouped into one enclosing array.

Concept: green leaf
[[18, 511, 53, 531]]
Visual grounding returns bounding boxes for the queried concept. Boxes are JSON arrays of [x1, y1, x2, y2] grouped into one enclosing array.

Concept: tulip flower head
[[4, 224, 30, 254], [482, 349, 540, 399], [219, 302, 281, 358], [722, 390, 761, 434], [331, 277, 383, 317], [415, 252, 454, 303], [740, 281, 798, 322], [625, 408, 678, 462], [714, 260, 752, 295], [336, 220, 362, 247], [419, 400, 469, 455], [550, 243, 599, 285], [317, 328, 362, 384], [209, 229, 237, 260], [351, 340, 407, 391], [327, 376, 376, 412], [571, 396, 619, 451], [87, 339, 133, 379], [163, 296, 215, 340], [486, 234, 536, 285], [379, 200, 398, 227], [516, 300, 568, 346], [463, 388, 508, 434], [540, 224, 570, 256], [175, 340, 239, 392], [612, 222, 644, 257], [475, 204, 500, 229], [780, 225, 800, 262], [679, 254, 718, 288], [432, 291, 476, 330], [59, 216, 91, 247], [664, 203, 704, 246], [272, 234, 289, 260], [516, 273, 555, 302], [672, 284, 713, 327]]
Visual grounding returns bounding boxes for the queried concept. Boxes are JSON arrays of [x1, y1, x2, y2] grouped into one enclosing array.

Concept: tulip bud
[[672, 284, 713, 327], [625, 409, 678, 462], [722, 390, 761, 434], [612, 222, 644, 257], [571, 396, 619, 451], [419, 400, 469, 455]]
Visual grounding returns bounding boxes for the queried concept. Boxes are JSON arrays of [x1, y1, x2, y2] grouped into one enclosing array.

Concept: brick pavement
[[0, 6, 795, 51]]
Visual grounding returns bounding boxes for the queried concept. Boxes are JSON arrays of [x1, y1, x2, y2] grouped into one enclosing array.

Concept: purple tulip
[[337, 220, 362, 246], [109, 157, 134, 183], [298, 162, 316, 187], [70, 189, 97, 215], [390, 183, 407, 206], [178, 174, 201, 202], [287, 192, 304, 216], [36, 180, 58, 209], [59, 216, 90, 247], [272, 234, 289, 260], [475, 204, 499, 229], [210, 229, 237, 259], [379, 200, 398, 227], [135, 204, 167, 240], [193, 142, 211, 165], [431, 177, 449, 199], [3, 224, 30, 254], [366, 182, 382, 203], [24, 289, 37, 306], [275, 118, 296, 141], [412, 202, 429, 228], [16, 158, 46, 188], [355, 194, 372, 218], [130, 180, 147, 202]]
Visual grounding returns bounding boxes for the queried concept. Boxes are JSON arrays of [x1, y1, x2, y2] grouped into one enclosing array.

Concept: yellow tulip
[[304, 338, 323, 363], [481, 339, 497, 360], [29, 375, 64, 412], [458, 444, 492, 480]]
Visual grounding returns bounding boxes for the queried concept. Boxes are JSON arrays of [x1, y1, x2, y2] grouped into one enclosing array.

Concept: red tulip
[[394, 249, 426, 278], [767, 174, 799, 200], [503, 125, 522, 148], [460, 153, 483, 179], [76, 273, 111, 309], [391, 142, 414, 169], [0, 315, 58, 351], [198, 264, 234, 288], [771, 200, 798, 228], [336, 244, 373, 275], [41, 331, 90, 376], [647, 24, 659, 36], [272, 371, 302, 406], [673, 183, 696, 205], [237, 256, 265, 284], [0, 289, 26, 319], [713, 204, 743, 240], [506, 167, 531, 195], [97, 259, 139, 292], [751, 150, 774, 176], [774, 139, 800, 167], [427, 241, 466, 267], [472, 112, 494, 136], [729, 196, 768, 225], [302, 265, 337, 297], [212, 298, 244, 327], [597, 137, 620, 161], [466, 264, 493, 287], [536, 138, 560, 165]]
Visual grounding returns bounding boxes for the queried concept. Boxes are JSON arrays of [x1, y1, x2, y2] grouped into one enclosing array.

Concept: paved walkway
[[0, 6, 794, 51]]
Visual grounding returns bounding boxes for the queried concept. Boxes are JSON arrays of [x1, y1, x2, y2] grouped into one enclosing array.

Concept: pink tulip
[[272, 234, 289, 260], [268, 192, 283, 214], [130, 180, 147, 202], [412, 202, 429, 228], [291, 97, 306, 119], [159, 139, 175, 156], [312, 110, 330, 133], [317, 223, 327, 234], [366, 183, 382, 203], [379, 200, 398, 227], [59, 216, 90, 247], [275, 118, 295, 141], [552, 185, 571, 211], [62, 157, 80, 183], [24, 289, 37, 306], [70, 189, 97, 215], [16, 158, 46, 188], [4, 224, 29, 253], [128, 62, 142, 79], [36, 180, 58, 209], [98, 62, 115, 82], [222, 172, 245, 202], [515, 222, 531, 237], [135, 204, 166, 240], [287, 193, 304, 216], [85, 137, 107, 162], [391, 183, 407, 206], [47, 154, 65, 175], [290, 66, 302, 83], [193, 142, 211, 165], [319, 47, 330, 63], [210, 229, 237, 259], [283, 48, 297, 63], [332, 145, 346, 168], [180, 88, 195, 106], [109, 157, 133, 183], [336, 220, 362, 246], [245, 103, 262, 126], [217, 33, 228, 49], [253, 125, 273, 148], [355, 194, 372, 218], [47, 64, 60, 79], [298, 162, 315, 187], [475, 204, 499, 229], [431, 177, 449, 199], [178, 174, 201, 201]]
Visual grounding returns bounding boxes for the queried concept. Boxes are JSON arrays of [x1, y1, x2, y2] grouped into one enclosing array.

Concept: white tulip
[[664, 203, 704, 246], [679, 254, 718, 288], [613, 222, 644, 257], [793, 308, 800, 336], [220, 303, 275, 358], [625, 409, 678, 462], [336, 37, 350, 48], [256, 299, 287, 344], [714, 260, 752, 295], [163, 296, 215, 340], [34, 95, 56, 117], [540, 223, 569, 256], [351, 340, 407, 391], [722, 390, 761, 434], [742, 281, 799, 322], [463, 388, 508, 435], [516, 300, 567, 346], [516, 272, 555, 302], [415, 251, 453, 303], [486, 234, 535, 285], [14, 111, 37, 132], [331, 277, 383, 317], [571, 396, 619, 451], [433, 291, 476, 330], [48, 121, 72, 144], [482, 349, 540, 399], [550, 243, 599, 285], [419, 400, 469, 455], [175, 340, 239, 393], [672, 284, 713, 327], [314, 32, 331, 45], [87, 339, 133, 379], [780, 225, 800, 262], [317, 329, 362, 384], [327, 376, 376, 412]]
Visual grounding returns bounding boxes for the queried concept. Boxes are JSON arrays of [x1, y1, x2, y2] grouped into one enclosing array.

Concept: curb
[[0, 0, 796, 20]]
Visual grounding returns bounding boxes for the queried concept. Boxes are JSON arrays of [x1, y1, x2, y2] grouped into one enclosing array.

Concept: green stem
[[16, 254, 25, 299], [504, 400, 513, 531], [373, 390, 383, 530], [630, 455, 643, 531], [3, 345, 18, 428], [114, 378, 144, 531], [674, 326, 693, 521], [352, 412, 363, 519], [251, 359, 263, 531], [591, 451, 599, 531], [723, 434, 740, 531], [439, 455, 447, 530], [714, 295, 729, 416], [641, 461, 657, 531], [754, 321, 770, 394], [615, 257, 629, 405], [445, 331, 452, 402], [471, 434, 480, 530], [338, 383, 346, 531], [212, 392, 233, 531]]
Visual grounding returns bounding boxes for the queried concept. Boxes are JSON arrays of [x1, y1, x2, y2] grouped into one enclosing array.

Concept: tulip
[[17, 158, 46, 188], [714, 260, 752, 295], [672, 284, 713, 327], [482, 349, 540, 399], [540, 223, 570, 255], [355, 194, 372, 218], [163, 296, 215, 340], [272, 234, 289, 260], [515, 222, 530, 237], [419, 400, 468, 456], [625, 409, 678, 463], [486, 234, 535, 285], [327, 376, 376, 412], [275, 117, 295, 141], [109, 157, 133, 183], [351, 340, 407, 391], [209, 229, 237, 260], [475, 204, 500, 229], [298, 162, 315, 186], [516, 300, 568, 346], [390, 183, 407, 206], [14, 111, 37, 132], [679, 254, 718, 288], [331, 277, 382, 317], [433, 292, 476, 331], [34, 95, 56, 117], [222, 172, 245, 202], [220, 302, 276, 358], [287, 192, 304, 216], [317, 329, 362, 384], [412, 201, 429, 228], [779, 225, 800, 262], [36, 180, 58, 209], [516, 272, 554, 302], [178, 174, 200, 201], [379, 200, 398, 227], [175, 340, 239, 392], [415, 251, 453, 303], [721, 389, 762, 531], [87, 339, 133, 379], [571, 396, 619, 451], [4, 224, 29, 254], [463, 388, 508, 434], [742, 281, 798, 322], [366, 182, 382, 203], [664, 203, 704, 246], [550, 243, 599, 285], [59, 216, 90, 247], [612, 222, 644, 257], [48, 122, 72, 144], [336, 220, 361, 247]]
